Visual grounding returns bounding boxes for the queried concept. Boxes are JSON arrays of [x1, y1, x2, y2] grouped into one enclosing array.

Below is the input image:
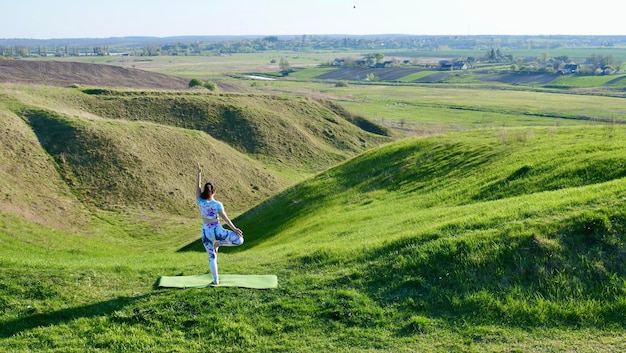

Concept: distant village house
[[558, 64, 579, 74], [374, 60, 394, 68], [440, 61, 468, 71]]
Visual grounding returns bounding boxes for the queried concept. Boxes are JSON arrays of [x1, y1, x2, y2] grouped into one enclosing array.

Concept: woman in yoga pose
[[196, 163, 244, 285]]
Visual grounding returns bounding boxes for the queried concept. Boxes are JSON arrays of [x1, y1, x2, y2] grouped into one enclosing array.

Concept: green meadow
[[253, 80, 626, 131], [2, 50, 626, 352]]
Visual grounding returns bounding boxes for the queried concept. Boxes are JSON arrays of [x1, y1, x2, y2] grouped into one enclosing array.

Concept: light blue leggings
[[201, 223, 244, 283]]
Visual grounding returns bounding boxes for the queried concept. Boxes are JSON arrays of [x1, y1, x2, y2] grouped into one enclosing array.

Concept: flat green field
[[251, 80, 626, 131], [552, 74, 626, 87]]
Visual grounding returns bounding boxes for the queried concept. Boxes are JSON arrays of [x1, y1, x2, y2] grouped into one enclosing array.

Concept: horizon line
[[2, 33, 626, 41]]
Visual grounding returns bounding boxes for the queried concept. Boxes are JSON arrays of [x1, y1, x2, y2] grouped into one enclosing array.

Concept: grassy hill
[[2, 115, 626, 351], [0, 84, 391, 220]]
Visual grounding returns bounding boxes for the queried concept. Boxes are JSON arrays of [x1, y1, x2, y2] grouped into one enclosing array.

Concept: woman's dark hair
[[200, 182, 216, 200]]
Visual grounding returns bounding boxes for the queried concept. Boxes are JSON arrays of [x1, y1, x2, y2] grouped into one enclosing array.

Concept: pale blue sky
[[1, 0, 624, 39]]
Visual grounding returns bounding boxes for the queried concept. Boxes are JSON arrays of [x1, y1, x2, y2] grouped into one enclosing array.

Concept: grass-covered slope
[[0, 99, 280, 222], [3, 125, 625, 352], [0, 103, 91, 229], [227, 125, 626, 347], [0, 84, 391, 219], [9, 85, 392, 172], [21, 107, 283, 216]]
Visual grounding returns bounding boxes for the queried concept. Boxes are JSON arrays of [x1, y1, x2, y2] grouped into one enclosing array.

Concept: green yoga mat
[[156, 274, 277, 289]]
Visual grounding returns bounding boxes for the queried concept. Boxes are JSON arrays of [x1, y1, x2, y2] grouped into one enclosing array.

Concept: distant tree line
[[0, 44, 112, 57], [0, 35, 622, 75], [2, 35, 625, 58]]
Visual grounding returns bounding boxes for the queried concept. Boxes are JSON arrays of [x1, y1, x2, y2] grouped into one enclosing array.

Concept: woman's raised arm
[[195, 162, 202, 199]]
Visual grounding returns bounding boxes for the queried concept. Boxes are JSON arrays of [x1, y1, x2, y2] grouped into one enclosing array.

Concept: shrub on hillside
[[366, 73, 380, 82], [188, 78, 218, 91], [203, 81, 218, 91], [188, 78, 204, 88]]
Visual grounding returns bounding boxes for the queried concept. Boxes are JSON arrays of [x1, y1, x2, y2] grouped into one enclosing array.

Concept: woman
[[196, 163, 244, 285]]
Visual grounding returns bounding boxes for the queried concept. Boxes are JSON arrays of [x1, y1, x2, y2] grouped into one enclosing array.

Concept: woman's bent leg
[[215, 226, 244, 247]]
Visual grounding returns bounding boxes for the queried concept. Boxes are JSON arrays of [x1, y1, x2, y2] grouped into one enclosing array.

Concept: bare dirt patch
[[316, 68, 422, 81], [478, 72, 561, 85], [0, 59, 191, 89], [414, 72, 450, 83], [317, 67, 566, 85]]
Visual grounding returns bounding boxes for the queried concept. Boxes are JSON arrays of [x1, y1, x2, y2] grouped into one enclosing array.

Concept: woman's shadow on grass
[[0, 289, 165, 339]]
